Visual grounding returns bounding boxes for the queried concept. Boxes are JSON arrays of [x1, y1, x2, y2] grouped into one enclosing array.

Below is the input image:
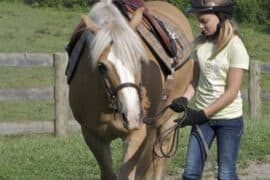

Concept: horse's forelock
[[89, 0, 148, 74]]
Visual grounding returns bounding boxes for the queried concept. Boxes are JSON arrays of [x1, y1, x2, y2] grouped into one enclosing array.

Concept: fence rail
[[0, 87, 53, 101], [0, 53, 53, 66], [0, 53, 70, 136], [0, 53, 269, 135], [0, 120, 80, 135], [260, 61, 270, 73]]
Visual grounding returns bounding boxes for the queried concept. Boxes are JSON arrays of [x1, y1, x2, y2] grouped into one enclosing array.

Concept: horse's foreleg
[[118, 125, 146, 180], [152, 158, 167, 180], [138, 130, 167, 180], [81, 127, 116, 180], [149, 117, 178, 180]]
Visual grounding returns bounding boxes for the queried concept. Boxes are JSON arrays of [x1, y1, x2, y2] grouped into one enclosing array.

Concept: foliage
[[168, 0, 269, 25], [234, 0, 270, 25], [23, 0, 94, 9]]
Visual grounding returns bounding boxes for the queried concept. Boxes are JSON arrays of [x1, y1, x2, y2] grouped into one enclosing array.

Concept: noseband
[[103, 77, 141, 112]]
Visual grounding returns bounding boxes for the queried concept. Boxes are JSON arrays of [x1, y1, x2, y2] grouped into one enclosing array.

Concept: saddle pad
[[65, 30, 94, 84]]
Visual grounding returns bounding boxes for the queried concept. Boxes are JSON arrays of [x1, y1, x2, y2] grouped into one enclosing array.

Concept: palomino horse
[[68, 0, 194, 179]]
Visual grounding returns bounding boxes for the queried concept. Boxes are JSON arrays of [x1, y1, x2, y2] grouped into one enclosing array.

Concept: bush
[[168, 0, 269, 25], [23, 0, 94, 8], [7, 0, 269, 25], [234, 0, 269, 25]]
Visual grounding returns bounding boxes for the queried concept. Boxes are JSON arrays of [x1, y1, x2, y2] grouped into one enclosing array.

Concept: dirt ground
[[239, 163, 270, 180], [203, 162, 270, 180], [165, 158, 270, 180]]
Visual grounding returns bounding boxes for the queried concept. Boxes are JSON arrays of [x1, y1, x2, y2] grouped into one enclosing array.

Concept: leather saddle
[[113, 0, 177, 58]]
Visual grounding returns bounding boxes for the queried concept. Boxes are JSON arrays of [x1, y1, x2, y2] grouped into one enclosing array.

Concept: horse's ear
[[129, 7, 144, 29], [82, 15, 100, 34]]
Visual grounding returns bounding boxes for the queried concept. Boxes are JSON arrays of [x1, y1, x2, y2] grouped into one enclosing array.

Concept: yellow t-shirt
[[192, 35, 249, 119]]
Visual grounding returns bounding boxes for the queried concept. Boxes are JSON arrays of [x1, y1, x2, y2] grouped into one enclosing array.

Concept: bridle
[[97, 63, 142, 121], [103, 78, 141, 112]]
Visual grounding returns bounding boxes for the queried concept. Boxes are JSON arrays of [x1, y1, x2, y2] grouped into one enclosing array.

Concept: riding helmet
[[187, 0, 233, 14]]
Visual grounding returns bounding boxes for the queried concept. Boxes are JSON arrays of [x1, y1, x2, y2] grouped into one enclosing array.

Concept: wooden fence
[[248, 60, 270, 118], [0, 53, 269, 135], [0, 53, 80, 136]]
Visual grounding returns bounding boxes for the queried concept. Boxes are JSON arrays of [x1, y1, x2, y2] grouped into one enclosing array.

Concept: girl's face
[[197, 13, 220, 36]]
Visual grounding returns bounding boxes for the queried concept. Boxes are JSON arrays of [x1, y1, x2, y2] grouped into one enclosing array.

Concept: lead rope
[[149, 106, 187, 179], [145, 105, 218, 177], [143, 105, 187, 158], [195, 125, 218, 178], [153, 122, 181, 158]]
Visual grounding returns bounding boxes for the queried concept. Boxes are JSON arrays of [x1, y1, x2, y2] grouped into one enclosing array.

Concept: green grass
[[1, 116, 270, 179], [0, 100, 54, 122], [0, 66, 54, 122], [0, 67, 53, 88], [239, 115, 270, 167], [0, 2, 82, 53], [0, 133, 103, 179], [240, 24, 270, 62]]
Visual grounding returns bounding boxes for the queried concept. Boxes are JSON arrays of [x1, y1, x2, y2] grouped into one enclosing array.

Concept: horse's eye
[[97, 63, 107, 74]]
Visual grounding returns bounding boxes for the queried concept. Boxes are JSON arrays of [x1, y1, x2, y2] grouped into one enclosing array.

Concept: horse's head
[[85, 1, 149, 130]]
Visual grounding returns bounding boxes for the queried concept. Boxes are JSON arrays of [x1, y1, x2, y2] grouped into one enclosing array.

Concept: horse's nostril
[[121, 113, 129, 129], [122, 113, 126, 121]]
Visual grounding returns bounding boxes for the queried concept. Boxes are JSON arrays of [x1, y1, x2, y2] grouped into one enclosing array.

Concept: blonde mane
[[89, 0, 148, 75]]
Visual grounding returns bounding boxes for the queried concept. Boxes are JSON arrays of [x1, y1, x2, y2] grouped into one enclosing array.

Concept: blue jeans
[[182, 117, 243, 180]]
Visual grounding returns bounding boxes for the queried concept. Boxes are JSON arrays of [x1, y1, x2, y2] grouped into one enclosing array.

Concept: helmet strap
[[210, 12, 228, 39]]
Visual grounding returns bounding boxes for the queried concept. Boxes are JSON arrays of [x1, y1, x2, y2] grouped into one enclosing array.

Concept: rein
[[144, 105, 187, 158], [143, 105, 171, 125]]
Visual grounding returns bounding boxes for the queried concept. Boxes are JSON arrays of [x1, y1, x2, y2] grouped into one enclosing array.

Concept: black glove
[[170, 97, 188, 113], [175, 107, 208, 127]]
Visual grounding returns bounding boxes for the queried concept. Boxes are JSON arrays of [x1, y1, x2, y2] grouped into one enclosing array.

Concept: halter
[[103, 77, 141, 113], [97, 61, 142, 123]]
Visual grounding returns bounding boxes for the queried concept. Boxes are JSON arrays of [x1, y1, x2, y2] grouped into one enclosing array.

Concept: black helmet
[[187, 0, 233, 14]]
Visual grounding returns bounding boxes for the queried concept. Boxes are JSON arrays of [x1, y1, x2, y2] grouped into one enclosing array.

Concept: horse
[[68, 0, 194, 179]]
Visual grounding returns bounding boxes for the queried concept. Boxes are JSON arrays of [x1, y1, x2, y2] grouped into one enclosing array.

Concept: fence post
[[248, 60, 261, 119], [53, 53, 68, 137]]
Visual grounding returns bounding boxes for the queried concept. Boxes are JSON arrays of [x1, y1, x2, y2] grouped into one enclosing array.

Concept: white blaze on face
[[108, 51, 141, 128]]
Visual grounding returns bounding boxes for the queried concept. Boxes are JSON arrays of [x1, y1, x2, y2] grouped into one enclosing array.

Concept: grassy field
[[1, 117, 270, 179], [0, 2, 82, 53], [0, 1, 270, 179]]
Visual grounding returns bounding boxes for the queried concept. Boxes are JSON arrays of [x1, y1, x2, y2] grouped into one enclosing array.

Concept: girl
[[170, 0, 249, 179]]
